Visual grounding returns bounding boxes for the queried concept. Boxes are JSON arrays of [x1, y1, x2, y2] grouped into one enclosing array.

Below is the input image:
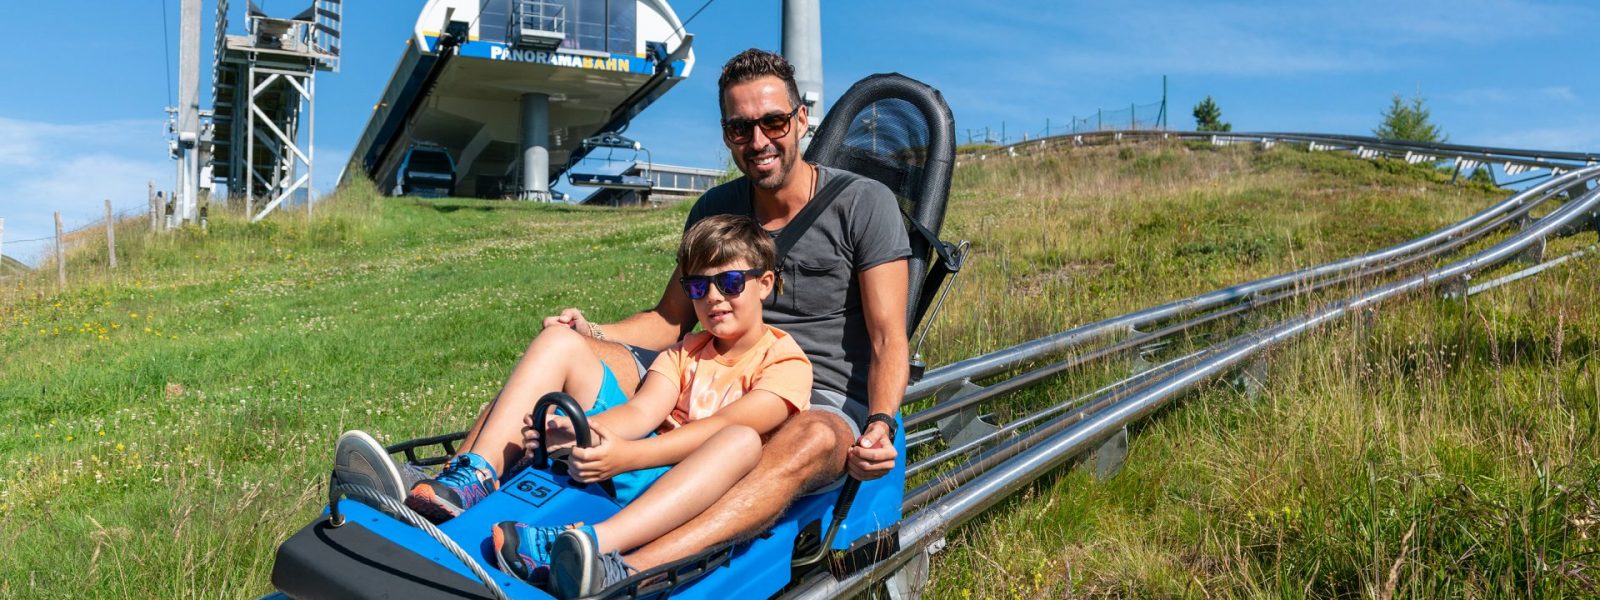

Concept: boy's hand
[[569, 422, 633, 483], [521, 413, 577, 460], [543, 308, 592, 333], [846, 421, 896, 480]]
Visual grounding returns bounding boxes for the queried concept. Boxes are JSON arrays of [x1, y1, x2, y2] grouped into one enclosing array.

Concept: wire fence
[[965, 99, 1168, 146], [1, 187, 172, 286]]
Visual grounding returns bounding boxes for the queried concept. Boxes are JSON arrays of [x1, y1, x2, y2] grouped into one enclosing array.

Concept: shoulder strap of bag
[[744, 171, 853, 295]]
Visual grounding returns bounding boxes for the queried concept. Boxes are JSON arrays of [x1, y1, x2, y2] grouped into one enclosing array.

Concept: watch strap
[[865, 412, 898, 438]]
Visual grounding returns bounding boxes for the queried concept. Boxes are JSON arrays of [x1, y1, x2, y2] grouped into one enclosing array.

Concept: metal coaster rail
[[781, 135, 1599, 597], [895, 165, 1593, 506]]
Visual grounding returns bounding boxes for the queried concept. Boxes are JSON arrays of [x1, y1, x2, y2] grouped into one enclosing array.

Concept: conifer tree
[[1193, 96, 1232, 132], [1374, 93, 1446, 142]]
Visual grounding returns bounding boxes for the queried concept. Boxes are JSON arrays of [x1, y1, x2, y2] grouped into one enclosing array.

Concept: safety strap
[[745, 173, 855, 295]]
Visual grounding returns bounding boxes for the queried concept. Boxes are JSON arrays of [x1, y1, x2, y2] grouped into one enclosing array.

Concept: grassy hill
[[1, 142, 1595, 598]]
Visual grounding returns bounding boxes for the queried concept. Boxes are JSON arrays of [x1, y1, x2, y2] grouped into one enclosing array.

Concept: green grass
[[1, 144, 1595, 598]]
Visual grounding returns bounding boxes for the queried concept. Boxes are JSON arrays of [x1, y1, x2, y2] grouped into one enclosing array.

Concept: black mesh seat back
[[804, 74, 956, 333]]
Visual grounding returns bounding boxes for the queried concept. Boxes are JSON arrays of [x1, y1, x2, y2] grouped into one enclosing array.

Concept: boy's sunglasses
[[679, 268, 768, 300], [721, 106, 801, 144]]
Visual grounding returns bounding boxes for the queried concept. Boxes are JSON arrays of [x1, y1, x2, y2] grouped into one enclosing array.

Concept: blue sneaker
[[550, 525, 634, 599], [404, 452, 498, 523], [492, 521, 567, 585]]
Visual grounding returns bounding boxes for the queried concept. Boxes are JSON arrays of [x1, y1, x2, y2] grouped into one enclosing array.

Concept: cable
[[1, 236, 55, 246], [332, 481, 512, 600], [671, 0, 717, 39], [466, 0, 495, 32], [160, 0, 175, 107]]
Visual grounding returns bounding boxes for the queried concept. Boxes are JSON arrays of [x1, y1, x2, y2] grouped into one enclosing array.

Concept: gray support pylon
[[176, 0, 202, 224], [782, 0, 823, 150], [520, 92, 551, 201]]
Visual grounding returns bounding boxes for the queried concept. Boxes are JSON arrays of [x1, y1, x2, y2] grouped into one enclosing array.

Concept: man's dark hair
[[718, 48, 803, 116], [679, 214, 776, 275]]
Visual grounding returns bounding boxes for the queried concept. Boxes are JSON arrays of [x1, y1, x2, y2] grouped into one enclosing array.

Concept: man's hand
[[542, 308, 593, 333], [569, 422, 634, 483], [846, 421, 896, 480], [522, 413, 577, 460]]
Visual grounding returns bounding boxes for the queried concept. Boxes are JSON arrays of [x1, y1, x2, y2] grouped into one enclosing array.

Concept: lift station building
[[343, 0, 696, 200]]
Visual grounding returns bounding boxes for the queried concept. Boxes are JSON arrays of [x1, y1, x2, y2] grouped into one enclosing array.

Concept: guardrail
[[785, 134, 1600, 598]]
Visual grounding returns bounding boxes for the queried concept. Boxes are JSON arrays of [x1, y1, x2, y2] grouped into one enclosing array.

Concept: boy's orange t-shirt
[[647, 325, 812, 433]]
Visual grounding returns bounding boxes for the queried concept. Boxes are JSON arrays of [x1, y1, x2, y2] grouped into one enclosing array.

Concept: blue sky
[[2, 0, 1597, 264]]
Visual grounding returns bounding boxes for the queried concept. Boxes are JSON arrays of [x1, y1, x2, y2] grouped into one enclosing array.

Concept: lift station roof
[[344, 0, 695, 198]]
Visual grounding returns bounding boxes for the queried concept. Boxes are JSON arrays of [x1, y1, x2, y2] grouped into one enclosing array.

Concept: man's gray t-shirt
[[684, 165, 912, 425]]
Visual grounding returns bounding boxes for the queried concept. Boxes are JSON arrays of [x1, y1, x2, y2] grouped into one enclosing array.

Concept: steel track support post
[[1517, 237, 1547, 264], [934, 381, 999, 448], [1089, 426, 1129, 480], [1232, 356, 1269, 401], [884, 537, 943, 600], [1441, 274, 1471, 301]]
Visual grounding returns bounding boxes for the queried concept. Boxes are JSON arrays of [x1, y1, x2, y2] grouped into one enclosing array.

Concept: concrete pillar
[[520, 92, 551, 201], [782, 0, 823, 151]]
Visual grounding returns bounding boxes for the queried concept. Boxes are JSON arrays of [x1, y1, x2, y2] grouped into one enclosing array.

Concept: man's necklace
[[773, 163, 818, 297]]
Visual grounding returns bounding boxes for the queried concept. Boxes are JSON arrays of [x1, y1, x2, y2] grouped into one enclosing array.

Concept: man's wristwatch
[[864, 413, 898, 439]]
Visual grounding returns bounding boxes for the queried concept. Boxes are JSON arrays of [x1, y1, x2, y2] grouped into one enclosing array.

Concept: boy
[[493, 214, 811, 598]]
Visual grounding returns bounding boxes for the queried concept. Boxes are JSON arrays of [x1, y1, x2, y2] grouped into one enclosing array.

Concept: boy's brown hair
[[717, 48, 802, 117], [679, 214, 776, 275]]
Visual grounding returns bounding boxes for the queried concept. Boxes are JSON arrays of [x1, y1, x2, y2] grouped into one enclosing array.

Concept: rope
[[331, 481, 512, 600]]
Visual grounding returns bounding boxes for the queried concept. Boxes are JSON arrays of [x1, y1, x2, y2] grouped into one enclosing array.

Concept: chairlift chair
[[567, 132, 656, 192]]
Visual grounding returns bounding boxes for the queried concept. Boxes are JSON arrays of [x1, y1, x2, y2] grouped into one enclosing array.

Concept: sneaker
[[550, 526, 634, 599], [333, 430, 405, 502], [404, 452, 498, 523], [491, 521, 567, 585]]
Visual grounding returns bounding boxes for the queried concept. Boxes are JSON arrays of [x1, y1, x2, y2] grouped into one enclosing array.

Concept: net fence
[[966, 99, 1167, 145]]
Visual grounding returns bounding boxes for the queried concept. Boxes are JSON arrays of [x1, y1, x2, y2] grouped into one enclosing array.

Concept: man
[[542, 48, 911, 574]]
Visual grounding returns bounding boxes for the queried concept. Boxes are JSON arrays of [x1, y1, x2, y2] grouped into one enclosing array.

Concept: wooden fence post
[[55, 211, 65, 288], [104, 199, 117, 270], [149, 181, 159, 231]]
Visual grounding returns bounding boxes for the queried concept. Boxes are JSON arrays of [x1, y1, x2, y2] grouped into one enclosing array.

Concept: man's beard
[[746, 144, 795, 191]]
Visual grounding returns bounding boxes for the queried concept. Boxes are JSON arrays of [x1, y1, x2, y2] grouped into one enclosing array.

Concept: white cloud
[[0, 117, 172, 266], [1444, 86, 1578, 106]]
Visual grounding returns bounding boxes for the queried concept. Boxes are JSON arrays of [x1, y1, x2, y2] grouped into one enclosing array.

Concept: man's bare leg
[[457, 328, 643, 472], [584, 336, 642, 395], [622, 411, 854, 570]]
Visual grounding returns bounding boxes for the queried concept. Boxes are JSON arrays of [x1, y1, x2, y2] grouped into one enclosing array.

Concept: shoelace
[[598, 550, 633, 587], [518, 525, 565, 565], [437, 457, 489, 492]]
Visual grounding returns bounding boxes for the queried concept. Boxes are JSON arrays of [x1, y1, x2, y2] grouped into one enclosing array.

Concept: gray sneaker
[[333, 430, 405, 502], [550, 526, 634, 599]]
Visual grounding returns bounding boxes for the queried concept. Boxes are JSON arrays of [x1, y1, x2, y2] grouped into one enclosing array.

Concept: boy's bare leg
[[592, 426, 762, 553], [622, 411, 853, 570], [458, 327, 631, 472]]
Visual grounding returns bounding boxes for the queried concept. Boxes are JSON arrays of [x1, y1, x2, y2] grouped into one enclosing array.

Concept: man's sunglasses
[[679, 268, 768, 300], [721, 106, 801, 144]]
